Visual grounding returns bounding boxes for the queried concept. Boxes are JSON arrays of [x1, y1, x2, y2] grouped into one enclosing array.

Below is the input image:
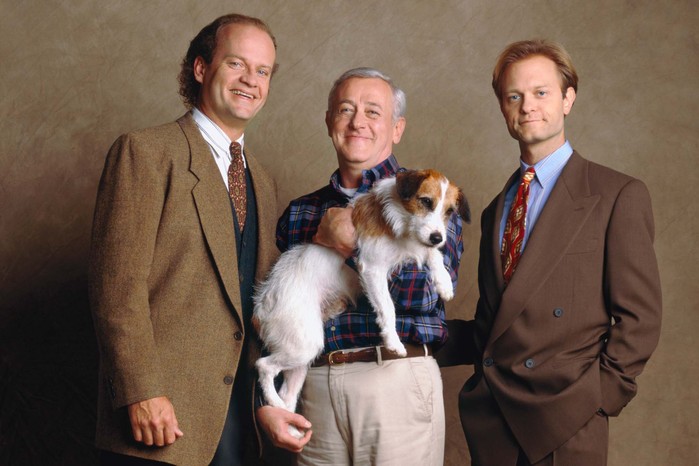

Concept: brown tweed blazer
[[89, 113, 279, 465], [438, 152, 662, 463]]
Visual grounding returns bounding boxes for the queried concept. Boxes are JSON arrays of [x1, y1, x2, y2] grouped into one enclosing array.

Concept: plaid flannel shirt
[[276, 155, 464, 353]]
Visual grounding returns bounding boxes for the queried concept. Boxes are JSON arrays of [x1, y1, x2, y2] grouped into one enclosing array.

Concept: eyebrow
[[222, 54, 273, 70]]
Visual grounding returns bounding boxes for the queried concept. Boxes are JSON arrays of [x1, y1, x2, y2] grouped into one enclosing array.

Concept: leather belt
[[311, 344, 432, 367]]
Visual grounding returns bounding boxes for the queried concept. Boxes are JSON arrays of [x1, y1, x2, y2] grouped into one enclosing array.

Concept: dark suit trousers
[[516, 412, 609, 466]]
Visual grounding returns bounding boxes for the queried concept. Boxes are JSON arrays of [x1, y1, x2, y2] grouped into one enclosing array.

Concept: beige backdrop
[[1, 1, 697, 465]]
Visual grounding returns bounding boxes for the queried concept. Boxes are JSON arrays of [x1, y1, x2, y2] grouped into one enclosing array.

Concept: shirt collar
[[191, 107, 246, 166], [329, 154, 402, 196], [520, 140, 573, 188]]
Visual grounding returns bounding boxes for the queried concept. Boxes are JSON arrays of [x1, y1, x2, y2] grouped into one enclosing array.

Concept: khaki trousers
[[296, 349, 445, 466]]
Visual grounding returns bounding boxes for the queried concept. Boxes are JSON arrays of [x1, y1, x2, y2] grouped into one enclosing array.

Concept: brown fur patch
[[399, 170, 446, 215], [352, 193, 394, 238]]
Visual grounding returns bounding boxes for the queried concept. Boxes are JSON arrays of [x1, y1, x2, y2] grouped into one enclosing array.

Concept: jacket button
[[524, 358, 535, 369], [234, 331, 243, 341], [223, 375, 234, 385], [553, 308, 564, 317], [483, 357, 494, 367]]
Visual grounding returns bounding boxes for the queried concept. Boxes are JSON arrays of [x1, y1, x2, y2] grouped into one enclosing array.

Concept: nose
[[240, 68, 258, 87], [520, 93, 534, 113], [429, 232, 443, 245], [349, 111, 366, 129]]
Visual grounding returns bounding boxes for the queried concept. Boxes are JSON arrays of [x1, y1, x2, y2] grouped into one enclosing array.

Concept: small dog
[[253, 169, 470, 434]]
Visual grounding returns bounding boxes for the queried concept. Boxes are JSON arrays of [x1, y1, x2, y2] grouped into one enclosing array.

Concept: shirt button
[[234, 331, 243, 341], [524, 358, 535, 369], [553, 308, 564, 318], [483, 357, 494, 367], [330, 326, 336, 332], [223, 375, 234, 385]]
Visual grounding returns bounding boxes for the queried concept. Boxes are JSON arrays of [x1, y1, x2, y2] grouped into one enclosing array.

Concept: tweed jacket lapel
[[487, 152, 600, 346], [178, 114, 244, 324]]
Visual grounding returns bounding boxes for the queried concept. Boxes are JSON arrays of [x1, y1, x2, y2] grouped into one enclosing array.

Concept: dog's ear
[[396, 170, 428, 200], [457, 189, 471, 224]]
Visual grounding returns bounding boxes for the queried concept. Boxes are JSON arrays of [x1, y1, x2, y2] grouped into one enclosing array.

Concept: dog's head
[[396, 169, 471, 247]]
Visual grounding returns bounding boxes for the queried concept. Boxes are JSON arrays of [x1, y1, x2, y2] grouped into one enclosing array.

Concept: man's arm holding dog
[[312, 206, 356, 258]]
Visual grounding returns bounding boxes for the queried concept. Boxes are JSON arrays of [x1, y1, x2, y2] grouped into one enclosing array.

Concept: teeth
[[232, 90, 253, 98]]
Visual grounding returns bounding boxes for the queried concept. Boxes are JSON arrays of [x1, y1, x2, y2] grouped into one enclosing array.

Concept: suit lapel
[[487, 153, 600, 346], [178, 114, 244, 324]]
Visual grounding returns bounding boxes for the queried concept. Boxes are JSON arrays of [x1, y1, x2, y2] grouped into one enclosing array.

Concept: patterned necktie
[[501, 167, 536, 284], [228, 141, 247, 230]]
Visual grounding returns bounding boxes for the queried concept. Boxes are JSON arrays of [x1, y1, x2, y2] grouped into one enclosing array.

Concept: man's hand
[[127, 396, 184, 447], [313, 206, 356, 258], [256, 405, 312, 453]]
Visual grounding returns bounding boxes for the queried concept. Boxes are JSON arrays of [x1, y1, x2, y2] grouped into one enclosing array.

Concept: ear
[[457, 189, 471, 224], [392, 117, 406, 144], [563, 86, 576, 115], [193, 56, 207, 85], [325, 110, 333, 137], [396, 170, 428, 200]]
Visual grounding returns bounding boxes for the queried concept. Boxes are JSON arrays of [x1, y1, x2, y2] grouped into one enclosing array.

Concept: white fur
[[253, 172, 458, 438]]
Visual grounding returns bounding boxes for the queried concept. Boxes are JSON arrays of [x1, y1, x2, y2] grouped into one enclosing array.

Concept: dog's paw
[[288, 425, 306, 440], [436, 282, 454, 301], [434, 269, 454, 301], [383, 332, 407, 357]]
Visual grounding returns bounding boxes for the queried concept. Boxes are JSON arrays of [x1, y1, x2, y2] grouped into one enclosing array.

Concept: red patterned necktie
[[228, 141, 247, 230], [501, 167, 536, 284]]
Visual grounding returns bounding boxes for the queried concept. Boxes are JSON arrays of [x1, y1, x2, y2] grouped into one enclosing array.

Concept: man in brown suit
[[89, 13, 310, 466], [437, 40, 662, 465]]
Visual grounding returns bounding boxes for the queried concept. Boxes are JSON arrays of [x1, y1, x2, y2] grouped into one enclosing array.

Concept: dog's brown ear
[[396, 170, 428, 200], [457, 189, 471, 224]]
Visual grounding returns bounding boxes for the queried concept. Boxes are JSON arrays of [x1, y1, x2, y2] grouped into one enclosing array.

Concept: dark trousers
[[515, 412, 609, 466]]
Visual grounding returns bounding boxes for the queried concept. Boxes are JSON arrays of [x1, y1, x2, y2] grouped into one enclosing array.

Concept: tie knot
[[522, 167, 536, 183], [230, 141, 242, 158]]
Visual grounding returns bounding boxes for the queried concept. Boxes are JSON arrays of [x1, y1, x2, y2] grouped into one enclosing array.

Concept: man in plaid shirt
[[272, 67, 465, 466]]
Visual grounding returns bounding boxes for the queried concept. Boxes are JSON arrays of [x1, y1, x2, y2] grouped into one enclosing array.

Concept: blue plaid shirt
[[276, 155, 464, 352]]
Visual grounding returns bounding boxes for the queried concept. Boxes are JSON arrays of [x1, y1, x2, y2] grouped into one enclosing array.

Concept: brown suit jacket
[[89, 113, 279, 465], [439, 152, 662, 463]]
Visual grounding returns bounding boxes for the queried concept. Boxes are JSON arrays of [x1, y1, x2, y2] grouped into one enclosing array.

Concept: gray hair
[[327, 67, 407, 122]]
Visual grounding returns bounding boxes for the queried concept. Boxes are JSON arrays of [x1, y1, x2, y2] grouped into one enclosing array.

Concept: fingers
[[128, 396, 183, 447], [256, 405, 313, 452], [313, 207, 356, 258], [288, 412, 312, 432]]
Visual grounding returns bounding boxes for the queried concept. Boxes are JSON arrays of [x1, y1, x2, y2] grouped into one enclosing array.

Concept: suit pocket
[[564, 238, 599, 255], [551, 354, 598, 370]]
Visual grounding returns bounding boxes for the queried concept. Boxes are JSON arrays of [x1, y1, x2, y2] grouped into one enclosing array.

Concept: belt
[[311, 344, 432, 367]]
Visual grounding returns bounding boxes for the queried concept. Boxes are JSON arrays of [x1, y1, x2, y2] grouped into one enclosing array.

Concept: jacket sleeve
[[88, 133, 168, 409], [599, 179, 662, 416]]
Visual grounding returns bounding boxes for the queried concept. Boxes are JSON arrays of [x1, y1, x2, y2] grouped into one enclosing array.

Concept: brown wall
[[1, 1, 697, 465]]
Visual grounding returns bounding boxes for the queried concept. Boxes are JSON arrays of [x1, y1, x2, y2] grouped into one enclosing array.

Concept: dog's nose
[[429, 232, 443, 245]]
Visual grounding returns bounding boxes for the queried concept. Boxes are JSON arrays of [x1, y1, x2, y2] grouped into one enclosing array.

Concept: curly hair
[[178, 13, 277, 108], [492, 39, 578, 102]]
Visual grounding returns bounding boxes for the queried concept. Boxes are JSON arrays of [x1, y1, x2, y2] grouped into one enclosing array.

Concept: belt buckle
[[327, 350, 345, 366]]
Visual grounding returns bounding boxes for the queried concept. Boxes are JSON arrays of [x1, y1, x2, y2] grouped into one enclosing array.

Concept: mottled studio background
[[1, 1, 697, 465]]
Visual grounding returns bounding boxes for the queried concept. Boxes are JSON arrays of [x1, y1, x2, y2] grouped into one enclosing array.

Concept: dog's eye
[[419, 197, 433, 210], [445, 207, 455, 216]]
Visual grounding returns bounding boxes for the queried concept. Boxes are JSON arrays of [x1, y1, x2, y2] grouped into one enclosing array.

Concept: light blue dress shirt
[[499, 141, 574, 253]]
